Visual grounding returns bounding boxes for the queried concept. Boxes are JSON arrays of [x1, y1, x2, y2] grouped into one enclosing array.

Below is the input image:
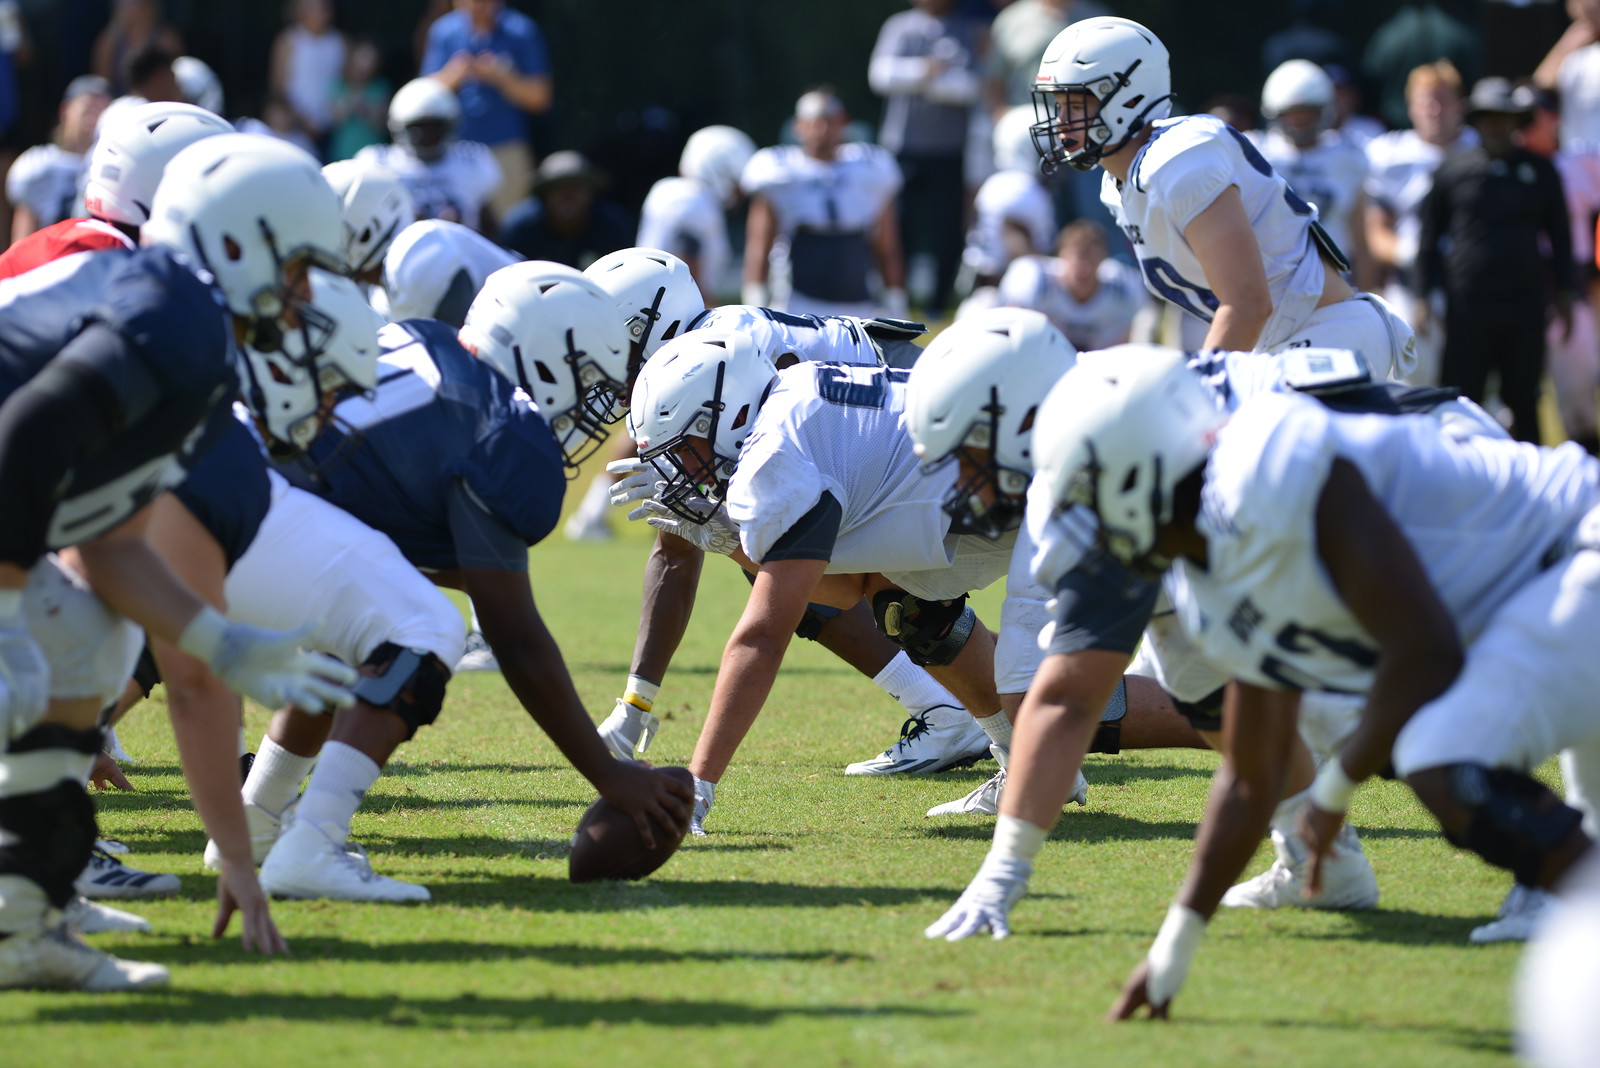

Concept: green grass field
[[3, 511, 1529, 1066]]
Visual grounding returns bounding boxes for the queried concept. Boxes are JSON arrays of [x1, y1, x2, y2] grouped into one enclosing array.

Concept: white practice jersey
[[375, 218, 520, 325], [963, 170, 1056, 277], [1103, 115, 1327, 352], [1250, 127, 1368, 261], [998, 255, 1145, 351], [5, 144, 86, 228], [356, 141, 501, 233], [687, 304, 883, 368], [637, 176, 731, 296], [741, 142, 901, 236], [1363, 128, 1476, 272], [727, 362, 955, 574], [1167, 391, 1600, 694]]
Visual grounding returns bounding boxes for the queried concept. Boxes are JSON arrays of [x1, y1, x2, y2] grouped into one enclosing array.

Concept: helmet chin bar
[[1068, 442, 1173, 581], [530, 327, 625, 476]]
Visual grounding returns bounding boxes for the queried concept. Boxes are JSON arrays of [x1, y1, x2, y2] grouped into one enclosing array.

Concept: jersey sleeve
[[446, 478, 533, 571], [869, 145, 903, 200], [83, 249, 235, 398], [1140, 121, 1240, 231], [1047, 551, 1161, 656], [1023, 476, 1098, 589], [453, 406, 566, 552], [726, 410, 828, 565], [4, 147, 44, 213], [740, 147, 784, 198], [1205, 391, 1336, 552]]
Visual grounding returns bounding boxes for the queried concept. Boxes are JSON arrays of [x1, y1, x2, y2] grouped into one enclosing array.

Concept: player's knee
[[794, 603, 841, 642], [871, 590, 975, 667], [353, 643, 451, 740], [1088, 678, 1127, 755], [1413, 763, 1586, 886], [1170, 685, 1225, 733]]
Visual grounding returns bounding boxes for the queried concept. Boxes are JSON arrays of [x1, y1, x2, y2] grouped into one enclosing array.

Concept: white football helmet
[[1261, 59, 1335, 148], [582, 247, 706, 380], [628, 329, 777, 523], [905, 308, 1077, 539], [84, 100, 234, 227], [243, 268, 383, 453], [679, 125, 756, 206], [992, 105, 1039, 174], [1032, 345, 1225, 575], [174, 55, 224, 115], [459, 262, 630, 470], [388, 77, 460, 161], [1031, 16, 1173, 173], [322, 159, 416, 278]]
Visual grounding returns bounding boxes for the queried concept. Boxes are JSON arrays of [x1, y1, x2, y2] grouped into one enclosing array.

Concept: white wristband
[[990, 813, 1049, 863], [1309, 760, 1360, 814], [177, 605, 229, 665], [1145, 903, 1206, 1006]]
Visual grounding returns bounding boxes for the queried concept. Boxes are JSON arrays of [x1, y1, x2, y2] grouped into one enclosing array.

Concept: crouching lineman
[[233, 261, 692, 882], [0, 132, 362, 990], [1024, 350, 1598, 1020]]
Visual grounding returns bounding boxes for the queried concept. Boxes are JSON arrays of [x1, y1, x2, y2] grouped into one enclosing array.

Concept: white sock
[[237, 726, 248, 758], [242, 737, 317, 816], [576, 474, 612, 520], [976, 710, 1012, 753], [294, 741, 380, 843], [469, 605, 483, 634], [871, 652, 963, 713]]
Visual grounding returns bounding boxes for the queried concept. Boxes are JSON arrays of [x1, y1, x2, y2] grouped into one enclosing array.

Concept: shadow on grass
[[920, 811, 1197, 845], [424, 875, 963, 910], [1028, 906, 1484, 947], [126, 937, 873, 968], [29, 990, 958, 1030], [1178, 1013, 1512, 1056]]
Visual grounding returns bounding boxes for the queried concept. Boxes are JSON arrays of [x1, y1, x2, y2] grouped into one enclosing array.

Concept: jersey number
[[814, 363, 908, 409], [1259, 621, 1377, 693]]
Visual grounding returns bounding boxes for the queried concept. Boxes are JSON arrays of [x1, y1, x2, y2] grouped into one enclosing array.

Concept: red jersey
[[0, 217, 135, 280]]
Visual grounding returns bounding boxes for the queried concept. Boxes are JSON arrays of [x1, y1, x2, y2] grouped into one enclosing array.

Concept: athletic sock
[[872, 652, 963, 713], [242, 737, 317, 816], [575, 473, 612, 522], [975, 710, 1012, 753], [293, 741, 381, 843]]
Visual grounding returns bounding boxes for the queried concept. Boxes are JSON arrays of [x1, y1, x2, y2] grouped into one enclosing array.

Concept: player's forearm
[[497, 72, 552, 113], [155, 639, 254, 873], [496, 625, 616, 780], [1199, 301, 1270, 353], [689, 629, 790, 783], [74, 528, 208, 646], [630, 533, 705, 682], [1176, 759, 1281, 919], [1336, 649, 1461, 785]]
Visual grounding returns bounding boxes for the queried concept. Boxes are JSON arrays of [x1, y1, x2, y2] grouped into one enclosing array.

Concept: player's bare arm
[[1182, 186, 1273, 352]]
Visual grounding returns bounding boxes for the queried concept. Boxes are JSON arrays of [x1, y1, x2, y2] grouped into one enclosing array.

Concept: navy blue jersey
[[278, 319, 565, 572], [0, 246, 236, 554], [171, 413, 272, 568]]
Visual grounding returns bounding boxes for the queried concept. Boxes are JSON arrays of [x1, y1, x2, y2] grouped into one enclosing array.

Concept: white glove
[[179, 607, 359, 713], [691, 775, 716, 837], [0, 591, 48, 742], [924, 854, 1033, 941], [606, 458, 661, 509], [632, 498, 741, 556]]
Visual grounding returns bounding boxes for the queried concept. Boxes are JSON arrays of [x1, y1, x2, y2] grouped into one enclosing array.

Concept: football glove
[[179, 607, 359, 713], [690, 774, 715, 837], [924, 854, 1033, 941]]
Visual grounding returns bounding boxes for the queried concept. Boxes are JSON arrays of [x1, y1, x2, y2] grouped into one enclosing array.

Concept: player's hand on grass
[[606, 458, 661, 508], [1298, 801, 1347, 898], [213, 859, 288, 956], [633, 498, 741, 556], [1108, 960, 1172, 1021], [89, 751, 133, 791], [690, 775, 715, 837], [924, 854, 1032, 940], [597, 760, 693, 850]]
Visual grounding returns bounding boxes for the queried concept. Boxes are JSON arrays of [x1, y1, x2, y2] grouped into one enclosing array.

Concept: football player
[[356, 77, 501, 235], [993, 220, 1147, 351], [638, 125, 757, 302]]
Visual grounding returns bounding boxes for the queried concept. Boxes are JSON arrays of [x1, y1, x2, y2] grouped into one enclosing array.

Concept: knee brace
[[1171, 685, 1226, 733], [795, 603, 842, 642], [131, 642, 162, 699], [871, 590, 976, 667], [0, 726, 102, 908], [1441, 764, 1585, 887], [353, 642, 451, 740], [1089, 678, 1127, 754]]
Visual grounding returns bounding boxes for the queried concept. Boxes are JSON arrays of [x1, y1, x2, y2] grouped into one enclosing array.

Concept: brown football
[[567, 765, 694, 882]]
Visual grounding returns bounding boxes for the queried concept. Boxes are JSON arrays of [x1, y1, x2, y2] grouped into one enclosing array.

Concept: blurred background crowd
[[0, 0, 1596, 447]]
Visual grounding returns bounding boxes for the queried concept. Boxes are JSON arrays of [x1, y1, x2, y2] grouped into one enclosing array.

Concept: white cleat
[[845, 705, 991, 776], [260, 818, 430, 903], [563, 508, 614, 542], [0, 923, 168, 991], [1470, 884, 1553, 944], [1221, 824, 1379, 910], [598, 699, 660, 761], [94, 838, 130, 856], [74, 847, 179, 900], [103, 727, 135, 764], [63, 896, 151, 935], [204, 800, 291, 871], [454, 631, 500, 673], [925, 746, 1087, 817]]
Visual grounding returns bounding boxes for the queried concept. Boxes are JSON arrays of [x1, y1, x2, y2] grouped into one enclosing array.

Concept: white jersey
[[1103, 115, 1327, 352], [356, 141, 501, 233], [997, 255, 1144, 351], [637, 176, 731, 296], [687, 304, 882, 367], [376, 219, 520, 325], [5, 144, 86, 228], [963, 169, 1056, 277], [1166, 391, 1600, 693], [1558, 44, 1600, 153], [1250, 127, 1368, 261], [1363, 128, 1476, 272]]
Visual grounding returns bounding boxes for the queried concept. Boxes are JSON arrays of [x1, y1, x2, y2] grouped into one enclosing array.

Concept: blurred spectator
[[271, 0, 346, 153], [1261, 0, 1352, 75], [1362, 2, 1480, 130], [92, 0, 183, 94], [357, 76, 501, 234], [422, 0, 552, 220], [1416, 78, 1572, 443], [1535, 0, 1600, 151], [961, 106, 1055, 292], [869, 0, 986, 317], [173, 55, 223, 115], [1364, 61, 1475, 385], [637, 124, 756, 302], [327, 39, 392, 161], [996, 219, 1145, 349], [6, 74, 109, 242], [1324, 63, 1385, 151], [120, 42, 183, 104], [1205, 93, 1261, 133], [742, 89, 905, 319], [499, 150, 633, 269], [238, 93, 319, 157], [984, 0, 1109, 112]]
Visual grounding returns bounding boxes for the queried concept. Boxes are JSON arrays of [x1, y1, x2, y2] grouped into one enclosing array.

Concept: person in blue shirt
[[421, 0, 552, 220]]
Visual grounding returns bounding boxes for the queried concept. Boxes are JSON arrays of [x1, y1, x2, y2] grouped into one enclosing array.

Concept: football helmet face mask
[[459, 262, 631, 473], [906, 308, 1078, 540], [388, 77, 460, 162], [1030, 17, 1173, 174], [582, 247, 706, 385], [322, 159, 416, 278], [628, 330, 777, 524], [1032, 346, 1225, 577], [1262, 59, 1335, 149], [84, 100, 235, 227]]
